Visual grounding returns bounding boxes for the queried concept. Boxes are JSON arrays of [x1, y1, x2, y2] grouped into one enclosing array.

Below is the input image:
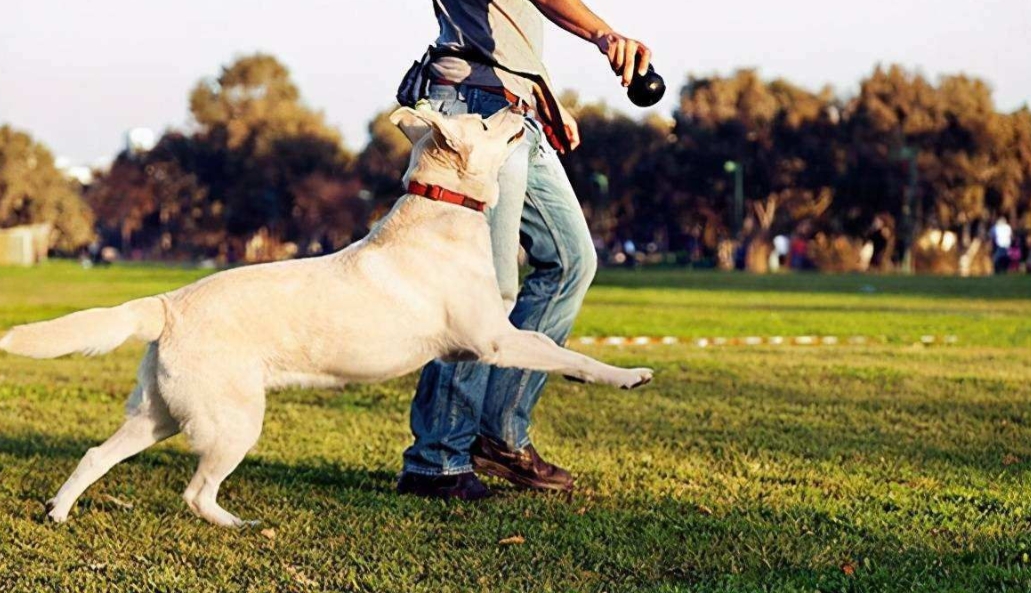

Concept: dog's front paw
[[45, 498, 69, 523], [619, 368, 653, 390]]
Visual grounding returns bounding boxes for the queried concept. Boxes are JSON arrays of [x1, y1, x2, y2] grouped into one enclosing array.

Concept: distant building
[[55, 156, 95, 185], [0, 224, 52, 266], [126, 127, 157, 154]]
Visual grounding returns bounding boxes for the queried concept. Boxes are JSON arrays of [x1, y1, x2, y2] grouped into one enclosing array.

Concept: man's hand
[[528, 0, 651, 147], [593, 32, 652, 87], [530, 1, 653, 87], [557, 103, 580, 152]]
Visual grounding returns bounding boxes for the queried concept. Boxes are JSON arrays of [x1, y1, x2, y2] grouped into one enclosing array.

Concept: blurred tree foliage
[[357, 108, 412, 204], [843, 66, 1031, 232], [560, 91, 671, 247], [88, 53, 364, 260], [44, 58, 1031, 265], [0, 125, 94, 251], [567, 66, 1030, 265]]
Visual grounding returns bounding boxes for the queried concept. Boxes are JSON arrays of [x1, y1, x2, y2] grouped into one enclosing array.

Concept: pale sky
[[1, 0, 1028, 165]]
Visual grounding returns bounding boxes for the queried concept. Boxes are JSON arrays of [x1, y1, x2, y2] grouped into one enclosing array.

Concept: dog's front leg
[[480, 330, 652, 389]]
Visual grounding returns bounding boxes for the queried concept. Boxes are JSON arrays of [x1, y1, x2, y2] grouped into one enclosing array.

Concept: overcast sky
[[1, 0, 1028, 165]]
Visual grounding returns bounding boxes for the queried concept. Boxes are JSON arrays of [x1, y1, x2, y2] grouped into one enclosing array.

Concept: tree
[[188, 53, 355, 243], [86, 133, 213, 257], [841, 66, 1031, 269], [985, 107, 1031, 223], [559, 93, 670, 249], [660, 70, 845, 269], [189, 54, 341, 154], [0, 125, 94, 251], [88, 53, 360, 259], [356, 107, 412, 203]]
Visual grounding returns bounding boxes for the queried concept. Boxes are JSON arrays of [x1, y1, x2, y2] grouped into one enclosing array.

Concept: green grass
[[1, 262, 1030, 591]]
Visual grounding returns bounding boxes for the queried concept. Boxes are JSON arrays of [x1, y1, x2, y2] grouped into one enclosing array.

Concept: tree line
[[2, 53, 1029, 271]]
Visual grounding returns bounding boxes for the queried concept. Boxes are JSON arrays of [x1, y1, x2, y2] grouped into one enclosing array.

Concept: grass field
[[1, 263, 1030, 592]]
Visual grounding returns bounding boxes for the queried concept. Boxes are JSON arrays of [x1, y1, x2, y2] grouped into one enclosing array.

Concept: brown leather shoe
[[471, 435, 574, 492]]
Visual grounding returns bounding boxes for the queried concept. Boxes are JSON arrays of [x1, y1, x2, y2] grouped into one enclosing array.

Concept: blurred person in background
[[990, 216, 1013, 274], [865, 214, 892, 271], [773, 234, 790, 271], [1024, 233, 1031, 274], [394, 0, 654, 500], [623, 238, 638, 268], [1007, 229, 1023, 273], [790, 232, 809, 270]]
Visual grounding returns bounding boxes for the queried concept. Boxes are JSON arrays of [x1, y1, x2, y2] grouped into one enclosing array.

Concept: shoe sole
[[396, 486, 492, 502], [471, 456, 574, 493]]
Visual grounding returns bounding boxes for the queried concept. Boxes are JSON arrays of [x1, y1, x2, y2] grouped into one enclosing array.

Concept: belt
[[430, 78, 525, 109], [429, 78, 564, 152]]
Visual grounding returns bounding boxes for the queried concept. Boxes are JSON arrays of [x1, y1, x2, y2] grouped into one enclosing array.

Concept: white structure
[[0, 224, 52, 266], [126, 127, 157, 154], [55, 157, 96, 185]]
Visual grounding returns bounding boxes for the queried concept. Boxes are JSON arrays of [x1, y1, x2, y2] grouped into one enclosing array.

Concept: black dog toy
[[624, 59, 666, 108]]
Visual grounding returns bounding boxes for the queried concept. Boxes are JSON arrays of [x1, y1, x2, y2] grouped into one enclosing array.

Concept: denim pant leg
[[402, 86, 532, 476], [480, 131, 598, 450]]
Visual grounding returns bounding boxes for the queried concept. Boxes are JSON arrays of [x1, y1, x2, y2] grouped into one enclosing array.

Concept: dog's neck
[[401, 143, 499, 209], [360, 189, 488, 251], [405, 170, 494, 206]]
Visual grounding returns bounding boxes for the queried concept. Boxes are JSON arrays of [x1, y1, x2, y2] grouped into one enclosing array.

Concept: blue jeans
[[402, 84, 597, 476]]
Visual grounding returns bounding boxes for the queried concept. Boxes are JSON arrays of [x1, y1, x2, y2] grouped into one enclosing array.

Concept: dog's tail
[[0, 297, 166, 359]]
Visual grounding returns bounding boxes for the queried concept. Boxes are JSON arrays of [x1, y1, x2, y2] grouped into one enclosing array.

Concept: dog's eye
[[508, 128, 525, 144]]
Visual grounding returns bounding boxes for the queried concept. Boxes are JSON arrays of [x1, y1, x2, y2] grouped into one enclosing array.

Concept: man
[[395, 0, 652, 499], [990, 216, 1013, 274]]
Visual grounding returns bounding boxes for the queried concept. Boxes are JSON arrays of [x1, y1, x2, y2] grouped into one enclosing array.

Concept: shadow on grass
[[0, 431, 398, 496], [3, 431, 1031, 591], [600, 368, 1031, 478], [607, 497, 1031, 591], [730, 383, 1031, 470]]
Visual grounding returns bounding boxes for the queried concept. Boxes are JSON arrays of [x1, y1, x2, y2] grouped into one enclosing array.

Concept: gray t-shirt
[[427, 0, 557, 113]]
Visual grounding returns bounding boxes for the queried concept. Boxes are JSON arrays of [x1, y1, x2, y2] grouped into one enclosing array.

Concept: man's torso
[[429, 0, 546, 106]]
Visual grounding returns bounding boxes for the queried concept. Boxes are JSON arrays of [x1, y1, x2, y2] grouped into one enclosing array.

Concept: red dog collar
[[407, 181, 486, 213]]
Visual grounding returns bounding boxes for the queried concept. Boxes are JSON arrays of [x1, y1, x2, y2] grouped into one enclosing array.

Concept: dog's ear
[[486, 107, 526, 143], [390, 107, 433, 145], [390, 107, 459, 148]]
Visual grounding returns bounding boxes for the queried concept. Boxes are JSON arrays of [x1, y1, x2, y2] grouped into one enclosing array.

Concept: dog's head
[[390, 106, 527, 209]]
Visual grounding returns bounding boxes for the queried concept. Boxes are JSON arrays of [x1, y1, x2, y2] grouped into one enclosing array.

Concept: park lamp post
[[894, 145, 919, 274], [591, 171, 610, 203], [724, 160, 744, 235]]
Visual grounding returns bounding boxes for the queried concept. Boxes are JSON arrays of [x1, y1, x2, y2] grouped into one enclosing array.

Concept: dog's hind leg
[[180, 381, 265, 528], [482, 330, 653, 390], [46, 352, 179, 522], [182, 417, 262, 527]]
